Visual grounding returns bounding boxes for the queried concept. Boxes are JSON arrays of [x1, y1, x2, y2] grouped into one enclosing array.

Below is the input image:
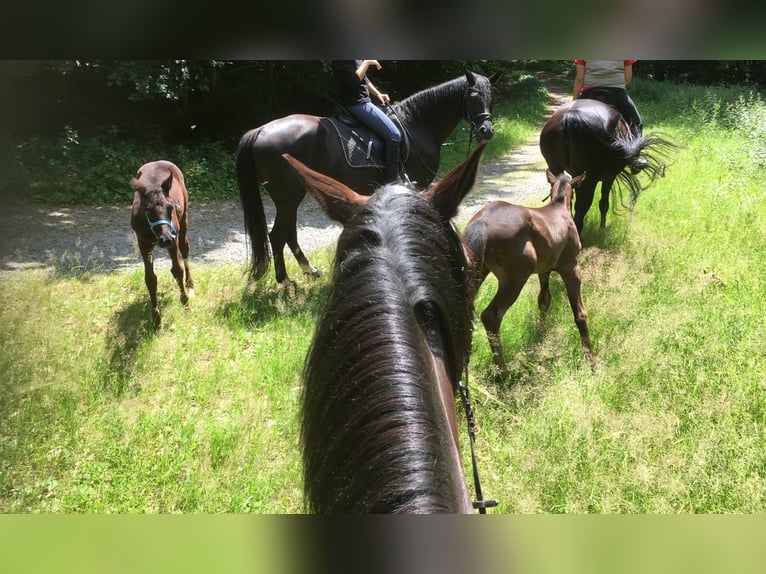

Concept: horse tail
[[613, 130, 677, 206], [461, 219, 490, 299], [236, 129, 271, 281], [565, 110, 676, 208]]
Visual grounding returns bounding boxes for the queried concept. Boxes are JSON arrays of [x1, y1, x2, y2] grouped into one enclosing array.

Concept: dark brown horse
[[287, 142, 488, 513], [463, 170, 596, 377], [237, 70, 495, 285], [130, 161, 194, 331], [539, 98, 674, 233]]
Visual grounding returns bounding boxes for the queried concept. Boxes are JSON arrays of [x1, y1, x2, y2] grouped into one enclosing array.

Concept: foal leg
[[481, 273, 529, 377], [167, 244, 190, 309], [178, 224, 195, 297], [558, 264, 597, 371], [139, 242, 161, 331], [537, 271, 552, 316]]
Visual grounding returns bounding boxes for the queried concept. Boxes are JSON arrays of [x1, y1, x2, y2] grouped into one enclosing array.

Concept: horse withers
[[463, 170, 596, 377], [130, 160, 194, 331], [286, 143, 488, 513], [539, 98, 674, 233], [236, 70, 496, 286]]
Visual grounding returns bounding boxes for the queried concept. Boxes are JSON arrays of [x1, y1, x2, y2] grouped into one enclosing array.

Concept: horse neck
[[301, 193, 472, 513], [396, 77, 468, 145]]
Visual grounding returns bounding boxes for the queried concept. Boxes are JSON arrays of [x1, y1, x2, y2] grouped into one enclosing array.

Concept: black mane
[[301, 185, 473, 513], [394, 73, 493, 130]]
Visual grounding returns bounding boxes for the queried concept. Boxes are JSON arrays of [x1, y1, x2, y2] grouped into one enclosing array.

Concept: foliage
[[105, 60, 226, 103], [9, 127, 236, 205], [6, 65, 550, 206]]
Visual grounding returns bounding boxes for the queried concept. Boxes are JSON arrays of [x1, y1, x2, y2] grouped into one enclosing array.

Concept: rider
[[332, 60, 408, 184], [573, 59, 648, 173]]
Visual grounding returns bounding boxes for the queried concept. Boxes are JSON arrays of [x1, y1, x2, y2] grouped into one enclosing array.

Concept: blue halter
[[146, 201, 179, 238]]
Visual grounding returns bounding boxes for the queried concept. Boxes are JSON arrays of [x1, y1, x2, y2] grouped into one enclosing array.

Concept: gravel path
[[0, 80, 569, 275]]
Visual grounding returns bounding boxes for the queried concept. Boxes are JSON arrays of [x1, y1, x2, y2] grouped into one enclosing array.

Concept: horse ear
[[464, 69, 476, 87], [423, 140, 486, 219], [488, 70, 502, 85], [282, 154, 369, 224], [161, 171, 173, 195]]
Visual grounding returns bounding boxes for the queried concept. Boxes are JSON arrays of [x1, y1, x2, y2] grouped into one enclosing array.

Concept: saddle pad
[[324, 118, 384, 169]]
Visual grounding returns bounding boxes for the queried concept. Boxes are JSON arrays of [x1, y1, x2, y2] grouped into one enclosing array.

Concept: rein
[[386, 84, 491, 180], [458, 366, 498, 514]]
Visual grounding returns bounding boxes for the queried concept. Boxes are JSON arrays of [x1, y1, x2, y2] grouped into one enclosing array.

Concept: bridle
[[464, 86, 493, 157], [446, 220, 498, 514], [385, 83, 493, 181], [458, 367, 498, 514]]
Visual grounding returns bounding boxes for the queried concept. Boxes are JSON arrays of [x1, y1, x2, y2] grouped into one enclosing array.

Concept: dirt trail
[[0, 78, 570, 275]]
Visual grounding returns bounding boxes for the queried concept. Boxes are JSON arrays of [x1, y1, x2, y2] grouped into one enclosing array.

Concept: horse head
[[283, 143, 488, 513], [464, 70, 494, 142], [132, 168, 179, 248]]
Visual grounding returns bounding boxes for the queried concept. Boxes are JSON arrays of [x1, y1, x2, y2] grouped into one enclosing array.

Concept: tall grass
[[2, 78, 765, 513], [467, 78, 766, 512]]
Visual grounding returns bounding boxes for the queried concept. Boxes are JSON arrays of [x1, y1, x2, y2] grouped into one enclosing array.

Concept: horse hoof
[[301, 266, 321, 278]]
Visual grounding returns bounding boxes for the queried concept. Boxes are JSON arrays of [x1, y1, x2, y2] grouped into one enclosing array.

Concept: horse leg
[[598, 175, 616, 229], [480, 273, 529, 377], [558, 264, 597, 371], [573, 178, 598, 234], [269, 207, 292, 285], [139, 242, 161, 331], [285, 219, 320, 279], [167, 244, 190, 309], [178, 223, 195, 297]]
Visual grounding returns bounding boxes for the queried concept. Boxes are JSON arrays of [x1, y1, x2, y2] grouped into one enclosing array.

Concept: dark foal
[[130, 161, 194, 331], [463, 170, 596, 376]]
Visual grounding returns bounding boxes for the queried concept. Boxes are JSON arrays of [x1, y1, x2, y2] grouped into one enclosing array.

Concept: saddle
[[323, 107, 409, 169]]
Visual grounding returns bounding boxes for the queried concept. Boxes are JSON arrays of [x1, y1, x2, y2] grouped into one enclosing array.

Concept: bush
[[10, 127, 237, 205]]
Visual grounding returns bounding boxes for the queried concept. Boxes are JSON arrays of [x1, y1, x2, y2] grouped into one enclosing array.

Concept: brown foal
[[463, 170, 596, 376]]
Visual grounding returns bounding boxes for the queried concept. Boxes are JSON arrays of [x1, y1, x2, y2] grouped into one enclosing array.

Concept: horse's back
[[241, 114, 323, 155], [541, 99, 623, 174]]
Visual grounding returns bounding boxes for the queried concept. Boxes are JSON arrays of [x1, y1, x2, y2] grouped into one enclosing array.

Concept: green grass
[[2, 78, 765, 514]]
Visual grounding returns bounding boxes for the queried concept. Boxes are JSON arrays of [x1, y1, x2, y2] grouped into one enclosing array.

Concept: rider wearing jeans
[[332, 60, 407, 183]]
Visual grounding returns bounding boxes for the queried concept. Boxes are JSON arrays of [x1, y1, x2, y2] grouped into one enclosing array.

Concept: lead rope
[[458, 366, 498, 514]]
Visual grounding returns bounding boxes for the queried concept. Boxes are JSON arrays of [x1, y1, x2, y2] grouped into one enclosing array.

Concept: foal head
[[132, 167, 179, 248], [546, 169, 586, 211]]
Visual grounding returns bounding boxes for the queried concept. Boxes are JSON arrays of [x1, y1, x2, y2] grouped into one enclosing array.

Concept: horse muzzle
[[157, 231, 177, 248], [476, 120, 494, 141]]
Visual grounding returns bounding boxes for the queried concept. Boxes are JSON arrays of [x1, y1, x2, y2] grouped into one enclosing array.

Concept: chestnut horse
[[463, 170, 596, 377], [539, 98, 674, 233], [288, 143, 488, 513], [236, 70, 495, 285], [130, 161, 194, 331]]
